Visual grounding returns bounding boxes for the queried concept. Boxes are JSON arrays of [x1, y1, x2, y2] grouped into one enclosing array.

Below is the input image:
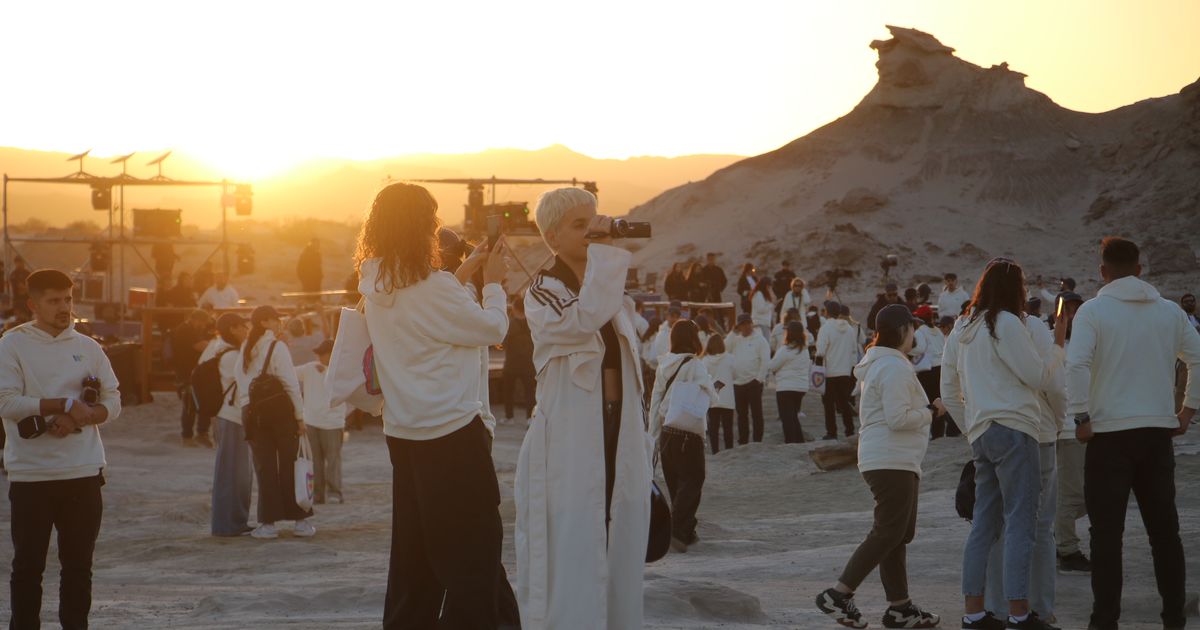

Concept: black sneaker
[[1057, 551, 1091, 574], [1007, 611, 1056, 630], [882, 601, 940, 628], [962, 611, 1006, 630], [816, 588, 868, 628]]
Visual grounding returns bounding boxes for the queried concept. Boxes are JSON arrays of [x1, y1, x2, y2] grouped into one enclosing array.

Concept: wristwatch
[[1073, 413, 1091, 427]]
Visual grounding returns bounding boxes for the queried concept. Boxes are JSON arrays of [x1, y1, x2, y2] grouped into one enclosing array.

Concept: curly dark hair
[[354, 183, 443, 293], [967, 257, 1027, 340]]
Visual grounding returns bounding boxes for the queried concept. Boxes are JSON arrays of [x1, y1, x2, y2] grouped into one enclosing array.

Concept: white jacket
[[648, 353, 718, 440], [235, 330, 304, 421], [816, 318, 859, 378], [359, 259, 508, 440], [297, 362, 347, 430], [751, 292, 774, 329], [199, 338, 243, 424], [703, 353, 736, 409], [937, 286, 971, 319], [0, 322, 122, 482], [516, 245, 650, 630], [769, 345, 812, 392], [1025, 316, 1067, 443], [940, 311, 1063, 444], [726, 331, 770, 385], [780, 289, 811, 318], [198, 284, 240, 309], [1066, 276, 1200, 433], [909, 325, 945, 371], [854, 346, 932, 476]]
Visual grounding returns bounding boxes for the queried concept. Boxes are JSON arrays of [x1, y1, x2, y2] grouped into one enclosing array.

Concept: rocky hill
[[627, 26, 1200, 308]]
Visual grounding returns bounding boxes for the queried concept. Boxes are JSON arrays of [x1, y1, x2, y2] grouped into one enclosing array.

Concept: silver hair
[[534, 187, 597, 235]]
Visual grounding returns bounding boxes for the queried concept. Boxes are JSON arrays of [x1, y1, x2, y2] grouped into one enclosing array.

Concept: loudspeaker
[[235, 184, 253, 216], [91, 186, 111, 210], [133, 209, 182, 238]]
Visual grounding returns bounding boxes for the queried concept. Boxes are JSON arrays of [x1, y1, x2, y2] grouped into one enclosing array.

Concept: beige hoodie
[[854, 346, 932, 476]]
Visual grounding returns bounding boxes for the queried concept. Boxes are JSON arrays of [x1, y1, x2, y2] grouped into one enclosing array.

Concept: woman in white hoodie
[[815, 304, 945, 629], [204, 313, 253, 537], [649, 319, 717, 552], [702, 335, 736, 453], [769, 321, 812, 443], [750, 279, 775, 339], [940, 258, 1064, 630]]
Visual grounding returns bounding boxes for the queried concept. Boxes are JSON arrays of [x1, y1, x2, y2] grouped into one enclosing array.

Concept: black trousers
[[822, 375, 856, 437], [706, 408, 734, 454], [249, 422, 311, 524], [178, 384, 211, 438], [384, 418, 503, 629], [776, 390, 807, 443], [1085, 428, 1186, 630], [838, 470, 919, 602], [501, 369, 536, 420], [661, 428, 706, 542], [733, 380, 764, 444], [9, 474, 104, 630]]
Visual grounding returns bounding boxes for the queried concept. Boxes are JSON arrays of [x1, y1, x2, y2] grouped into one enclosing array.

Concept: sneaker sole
[[294, 530, 316, 538], [1057, 568, 1091, 575], [815, 593, 868, 629]]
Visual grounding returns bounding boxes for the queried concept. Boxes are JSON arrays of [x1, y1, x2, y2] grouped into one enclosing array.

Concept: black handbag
[[646, 480, 672, 563], [955, 460, 976, 521], [242, 341, 294, 441]]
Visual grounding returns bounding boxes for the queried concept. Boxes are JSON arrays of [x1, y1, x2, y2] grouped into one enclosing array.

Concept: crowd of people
[[2, 182, 1198, 630]]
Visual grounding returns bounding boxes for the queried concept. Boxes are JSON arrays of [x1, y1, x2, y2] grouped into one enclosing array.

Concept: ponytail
[[242, 323, 267, 371]]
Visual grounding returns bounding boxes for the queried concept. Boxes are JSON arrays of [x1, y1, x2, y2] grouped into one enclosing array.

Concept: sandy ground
[[1, 389, 1197, 629]]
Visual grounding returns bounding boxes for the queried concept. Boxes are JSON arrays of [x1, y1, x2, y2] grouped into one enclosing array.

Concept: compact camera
[[82, 376, 101, 405]]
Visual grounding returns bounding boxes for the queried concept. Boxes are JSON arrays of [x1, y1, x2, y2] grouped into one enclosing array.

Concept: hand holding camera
[[584, 215, 614, 244]]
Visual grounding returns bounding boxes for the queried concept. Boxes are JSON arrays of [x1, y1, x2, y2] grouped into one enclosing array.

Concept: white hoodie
[[359, 259, 508, 441], [940, 311, 1063, 444], [816, 318, 859, 378], [937, 286, 971, 319], [1066, 276, 1200, 433], [235, 330, 304, 422], [648, 353, 718, 440], [0, 322, 122, 482], [768, 344, 812, 392], [199, 338, 243, 424], [751, 292, 774, 329], [1025, 316, 1067, 443], [854, 346, 932, 476], [726, 331, 770, 385], [909, 325, 945, 371], [780, 288, 811, 318], [702, 353, 736, 409]]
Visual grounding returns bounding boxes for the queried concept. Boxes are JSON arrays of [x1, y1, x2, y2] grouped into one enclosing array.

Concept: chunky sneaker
[[962, 611, 1005, 629], [1007, 611, 1056, 630], [293, 520, 317, 538], [816, 588, 868, 628], [882, 601, 940, 628], [1056, 551, 1091, 574], [250, 523, 278, 539]]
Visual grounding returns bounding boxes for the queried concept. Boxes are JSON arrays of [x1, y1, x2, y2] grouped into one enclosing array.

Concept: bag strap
[[663, 355, 694, 394], [259, 340, 278, 377], [297, 434, 312, 460]]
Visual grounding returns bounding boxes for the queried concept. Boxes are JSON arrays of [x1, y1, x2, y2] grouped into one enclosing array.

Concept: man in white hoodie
[[727, 313, 770, 444], [816, 301, 860, 439], [0, 269, 121, 629], [1066, 238, 1200, 630], [937, 273, 971, 320]]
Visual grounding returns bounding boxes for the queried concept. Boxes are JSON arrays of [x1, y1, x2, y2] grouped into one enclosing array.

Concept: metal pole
[[2, 175, 8, 295], [119, 182, 126, 329], [222, 181, 229, 274]]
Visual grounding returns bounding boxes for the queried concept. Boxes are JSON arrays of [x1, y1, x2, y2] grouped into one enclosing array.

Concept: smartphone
[[1056, 296, 1065, 319], [486, 215, 501, 251]]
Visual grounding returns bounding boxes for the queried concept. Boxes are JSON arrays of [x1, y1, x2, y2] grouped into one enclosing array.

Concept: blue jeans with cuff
[[985, 441, 1058, 615]]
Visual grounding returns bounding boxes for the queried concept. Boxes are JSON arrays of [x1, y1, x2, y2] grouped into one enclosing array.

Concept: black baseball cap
[[885, 283, 898, 292], [250, 305, 282, 324], [875, 303, 918, 330]]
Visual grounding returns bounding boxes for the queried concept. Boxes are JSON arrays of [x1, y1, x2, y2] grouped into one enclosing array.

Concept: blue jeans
[[985, 442, 1058, 615], [962, 423, 1041, 600], [211, 418, 253, 535]]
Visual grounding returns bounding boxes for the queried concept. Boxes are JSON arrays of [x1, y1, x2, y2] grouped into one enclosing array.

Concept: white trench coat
[[516, 245, 653, 630]]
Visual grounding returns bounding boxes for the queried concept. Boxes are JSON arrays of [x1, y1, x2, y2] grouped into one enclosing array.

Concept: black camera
[[82, 376, 101, 405], [17, 415, 49, 439], [610, 220, 651, 239]]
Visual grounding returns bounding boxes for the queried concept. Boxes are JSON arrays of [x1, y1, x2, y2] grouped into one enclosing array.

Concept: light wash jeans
[[962, 423, 1041, 600], [985, 442, 1058, 615], [211, 418, 253, 535]]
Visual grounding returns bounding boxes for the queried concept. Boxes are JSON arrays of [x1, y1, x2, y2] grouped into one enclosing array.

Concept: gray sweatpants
[[1055, 438, 1087, 555], [307, 426, 344, 503]]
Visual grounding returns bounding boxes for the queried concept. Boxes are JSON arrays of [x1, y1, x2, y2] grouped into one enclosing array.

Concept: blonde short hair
[[534, 187, 597, 235]]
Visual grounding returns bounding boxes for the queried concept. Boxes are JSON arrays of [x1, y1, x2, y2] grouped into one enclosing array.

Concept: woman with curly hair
[[354, 182, 512, 628]]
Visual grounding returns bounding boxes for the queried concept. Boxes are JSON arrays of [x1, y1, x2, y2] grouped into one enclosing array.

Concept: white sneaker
[[250, 523, 278, 539], [293, 519, 317, 537]]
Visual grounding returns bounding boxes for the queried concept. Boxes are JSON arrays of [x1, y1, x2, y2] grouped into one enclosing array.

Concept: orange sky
[[1, 0, 1197, 179]]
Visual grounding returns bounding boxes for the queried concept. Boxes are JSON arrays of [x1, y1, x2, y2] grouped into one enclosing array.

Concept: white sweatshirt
[[199, 338, 243, 424], [780, 289, 811, 319], [235, 330, 304, 422], [198, 284, 240, 309], [702, 353, 736, 409], [853, 346, 932, 477], [1066, 276, 1200, 433], [937, 287, 971, 319], [1025, 316, 1067, 443], [359, 259, 508, 440], [726, 331, 770, 385], [0, 322, 122, 482], [648, 353, 718, 440], [297, 362, 348, 430], [940, 311, 1063, 444], [769, 345, 812, 392], [816, 318, 859, 378], [751, 292, 774, 329]]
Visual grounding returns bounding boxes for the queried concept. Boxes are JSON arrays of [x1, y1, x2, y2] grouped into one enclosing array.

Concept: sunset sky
[[2, 0, 1197, 179]]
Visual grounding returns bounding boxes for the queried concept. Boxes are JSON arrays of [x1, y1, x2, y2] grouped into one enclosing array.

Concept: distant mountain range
[[0, 145, 742, 228]]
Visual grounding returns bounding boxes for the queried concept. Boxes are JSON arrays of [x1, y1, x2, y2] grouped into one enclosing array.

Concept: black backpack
[[242, 341, 295, 441], [191, 348, 235, 418], [955, 460, 976, 521]]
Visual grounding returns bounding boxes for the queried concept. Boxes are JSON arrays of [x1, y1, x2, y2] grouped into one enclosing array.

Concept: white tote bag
[[295, 436, 315, 511], [810, 364, 827, 395], [325, 304, 384, 415], [664, 380, 711, 435]]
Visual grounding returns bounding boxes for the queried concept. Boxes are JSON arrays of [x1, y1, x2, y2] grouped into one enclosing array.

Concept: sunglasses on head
[[987, 257, 1019, 273]]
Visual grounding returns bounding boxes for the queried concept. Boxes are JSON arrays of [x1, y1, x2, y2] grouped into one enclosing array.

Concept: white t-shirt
[[199, 285, 240, 309], [297, 362, 347, 430]]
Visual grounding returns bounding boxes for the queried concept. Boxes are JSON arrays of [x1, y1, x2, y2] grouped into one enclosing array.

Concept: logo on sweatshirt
[[73, 354, 84, 362]]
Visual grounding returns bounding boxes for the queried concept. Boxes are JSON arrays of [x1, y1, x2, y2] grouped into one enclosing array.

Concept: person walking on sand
[[702, 335, 736, 453], [769, 321, 812, 444], [816, 304, 944, 629]]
